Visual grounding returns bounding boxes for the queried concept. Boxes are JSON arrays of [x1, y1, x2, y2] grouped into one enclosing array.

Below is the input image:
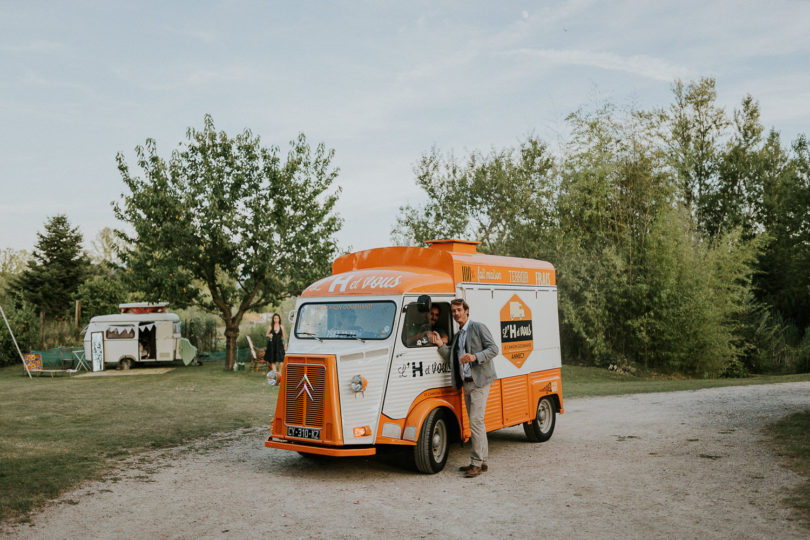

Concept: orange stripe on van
[[376, 368, 563, 444]]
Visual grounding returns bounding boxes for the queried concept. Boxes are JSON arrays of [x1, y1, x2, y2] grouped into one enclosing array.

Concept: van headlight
[[266, 371, 281, 386], [350, 375, 367, 393]]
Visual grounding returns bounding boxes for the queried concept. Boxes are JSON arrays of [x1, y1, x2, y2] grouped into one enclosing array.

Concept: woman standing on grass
[[265, 313, 286, 373]]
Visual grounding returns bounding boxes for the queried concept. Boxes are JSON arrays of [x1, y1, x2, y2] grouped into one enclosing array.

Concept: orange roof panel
[[301, 241, 556, 297]]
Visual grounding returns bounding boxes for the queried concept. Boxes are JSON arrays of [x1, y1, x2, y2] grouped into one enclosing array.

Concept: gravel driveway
[[5, 382, 809, 539]]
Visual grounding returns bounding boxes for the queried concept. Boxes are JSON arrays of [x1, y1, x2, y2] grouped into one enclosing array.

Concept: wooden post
[[75, 300, 81, 328]]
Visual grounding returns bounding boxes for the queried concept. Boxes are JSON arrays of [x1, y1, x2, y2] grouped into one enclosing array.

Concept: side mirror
[[288, 310, 296, 323], [416, 294, 432, 313]]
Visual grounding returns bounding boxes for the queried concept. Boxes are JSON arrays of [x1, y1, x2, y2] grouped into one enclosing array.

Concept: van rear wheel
[[119, 358, 132, 370], [414, 409, 449, 473], [524, 396, 556, 442]]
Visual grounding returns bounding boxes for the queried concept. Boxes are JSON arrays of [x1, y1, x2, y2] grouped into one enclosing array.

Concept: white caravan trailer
[[83, 303, 197, 370]]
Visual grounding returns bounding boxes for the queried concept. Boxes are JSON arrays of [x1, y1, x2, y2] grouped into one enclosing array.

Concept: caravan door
[[155, 321, 176, 360]]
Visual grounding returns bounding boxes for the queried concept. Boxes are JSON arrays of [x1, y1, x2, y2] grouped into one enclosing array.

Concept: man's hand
[[460, 353, 476, 364], [427, 331, 443, 347]]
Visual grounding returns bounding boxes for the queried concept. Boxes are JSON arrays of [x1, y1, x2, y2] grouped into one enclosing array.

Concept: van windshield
[[295, 301, 396, 340]]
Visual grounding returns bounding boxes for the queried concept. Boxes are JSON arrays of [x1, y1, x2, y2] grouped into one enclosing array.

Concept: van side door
[[381, 296, 454, 420]]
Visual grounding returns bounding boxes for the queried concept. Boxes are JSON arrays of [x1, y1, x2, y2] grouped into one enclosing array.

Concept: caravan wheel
[[119, 358, 132, 370]]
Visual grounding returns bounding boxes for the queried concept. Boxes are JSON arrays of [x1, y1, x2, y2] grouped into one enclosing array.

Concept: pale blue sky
[[1, 0, 808, 254]]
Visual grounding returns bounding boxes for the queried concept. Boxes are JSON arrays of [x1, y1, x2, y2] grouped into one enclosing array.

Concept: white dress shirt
[[457, 320, 472, 378]]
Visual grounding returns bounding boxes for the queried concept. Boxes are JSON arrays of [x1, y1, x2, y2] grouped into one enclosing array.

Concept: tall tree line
[[394, 78, 810, 376]]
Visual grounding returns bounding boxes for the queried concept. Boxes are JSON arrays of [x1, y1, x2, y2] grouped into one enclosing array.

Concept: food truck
[[83, 303, 197, 371], [265, 240, 563, 473]]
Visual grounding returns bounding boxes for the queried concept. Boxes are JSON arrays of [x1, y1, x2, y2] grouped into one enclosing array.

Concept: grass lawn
[[1, 362, 808, 521], [562, 365, 810, 398], [0, 363, 275, 520]]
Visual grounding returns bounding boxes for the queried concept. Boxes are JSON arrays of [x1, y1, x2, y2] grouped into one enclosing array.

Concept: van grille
[[284, 363, 326, 427]]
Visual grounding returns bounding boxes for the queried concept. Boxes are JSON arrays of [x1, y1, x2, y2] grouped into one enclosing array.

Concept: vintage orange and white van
[[265, 239, 563, 473]]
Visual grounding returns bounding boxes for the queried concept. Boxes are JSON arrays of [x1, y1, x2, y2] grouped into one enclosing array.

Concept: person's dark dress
[[266, 326, 285, 366]]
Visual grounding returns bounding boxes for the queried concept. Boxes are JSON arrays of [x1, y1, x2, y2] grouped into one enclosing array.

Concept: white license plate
[[287, 426, 321, 440]]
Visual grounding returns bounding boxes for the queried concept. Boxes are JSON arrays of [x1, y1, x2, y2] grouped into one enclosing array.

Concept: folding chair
[[245, 336, 267, 372], [72, 347, 89, 372]]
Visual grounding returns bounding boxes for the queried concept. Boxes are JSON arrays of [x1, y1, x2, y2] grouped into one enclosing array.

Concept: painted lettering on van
[[361, 275, 402, 289], [327, 273, 403, 293], [535, 271, 552, 286], [397, 361, 452, 378], [508, 270, 529, 284], [478, 267, 502, 281], [328, 273, 355, 292]]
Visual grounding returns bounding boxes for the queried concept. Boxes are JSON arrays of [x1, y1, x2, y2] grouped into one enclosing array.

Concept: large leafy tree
[[76, 272, 128, 324], [392, 138, 556, 256], [394, 100, 761, 376], [75, 227, 130, 323], [114, 115, 342, 368], [13, 215, 88, 321], [755, 135, 810, 331], [88, 227, 127, 266], [665, 78, 729, 229]]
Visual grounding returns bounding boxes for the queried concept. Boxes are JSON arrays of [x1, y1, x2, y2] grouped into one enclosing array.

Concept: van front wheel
[[414, 409, 449, 474], [119, 358, 132, 370], [523, 396, 556, 442]]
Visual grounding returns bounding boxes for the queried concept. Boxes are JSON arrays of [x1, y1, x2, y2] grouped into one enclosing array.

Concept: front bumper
[[265, 437, 376, 456]]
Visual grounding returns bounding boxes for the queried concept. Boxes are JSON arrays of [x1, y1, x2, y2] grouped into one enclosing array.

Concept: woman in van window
[[265, 313, 287, 373]]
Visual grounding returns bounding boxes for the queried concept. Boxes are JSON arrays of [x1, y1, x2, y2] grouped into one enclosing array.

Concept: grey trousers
[[463, 381, 491, 466]]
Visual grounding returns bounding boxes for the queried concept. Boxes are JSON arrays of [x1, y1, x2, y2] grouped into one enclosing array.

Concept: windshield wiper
[[297, 331, 323, 342], [333, 332, 365, 342]]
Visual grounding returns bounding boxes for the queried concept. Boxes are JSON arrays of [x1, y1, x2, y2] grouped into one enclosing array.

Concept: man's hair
[[450, 298, 469, 311]]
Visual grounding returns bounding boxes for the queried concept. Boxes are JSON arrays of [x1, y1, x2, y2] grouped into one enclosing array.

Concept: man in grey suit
[[429, 298, 498, 478]]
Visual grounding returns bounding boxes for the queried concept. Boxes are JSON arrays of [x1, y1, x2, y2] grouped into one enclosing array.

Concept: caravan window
[[105, 326, 135, 339]]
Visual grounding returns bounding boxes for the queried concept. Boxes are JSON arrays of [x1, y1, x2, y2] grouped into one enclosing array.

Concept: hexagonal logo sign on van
[[499, 294, 533, 368]]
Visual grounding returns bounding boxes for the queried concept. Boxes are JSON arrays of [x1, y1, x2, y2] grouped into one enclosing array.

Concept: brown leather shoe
[[458, 463, 488, 472], [464, 465, 483, 478]]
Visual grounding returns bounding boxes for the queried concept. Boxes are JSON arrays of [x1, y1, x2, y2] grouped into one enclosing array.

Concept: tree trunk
[[224, 325, 239, 370]]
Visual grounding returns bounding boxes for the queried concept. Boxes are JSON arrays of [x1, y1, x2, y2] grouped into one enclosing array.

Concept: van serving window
[[295, 301, 396, 340], [402, 302, 450, 348]]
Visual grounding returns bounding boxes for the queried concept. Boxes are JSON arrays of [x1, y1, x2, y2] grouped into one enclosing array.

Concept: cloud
[[17, 70, 93, 93], [507, 48, 693, 82], [2, 40, 64, 53], [162, 25, 219, 44], [109, 63, 270, 92]]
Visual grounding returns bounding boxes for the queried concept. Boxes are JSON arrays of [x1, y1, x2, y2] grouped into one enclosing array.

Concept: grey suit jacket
[[438, 320, 499, 390]]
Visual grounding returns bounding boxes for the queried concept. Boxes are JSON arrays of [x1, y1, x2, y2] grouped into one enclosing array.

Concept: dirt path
[[4, 382, 809, 539]]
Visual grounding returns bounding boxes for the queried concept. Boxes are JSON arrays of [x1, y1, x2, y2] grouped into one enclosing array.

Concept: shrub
[[0, 295, 39, 366], [181, 312, 219, 353]]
